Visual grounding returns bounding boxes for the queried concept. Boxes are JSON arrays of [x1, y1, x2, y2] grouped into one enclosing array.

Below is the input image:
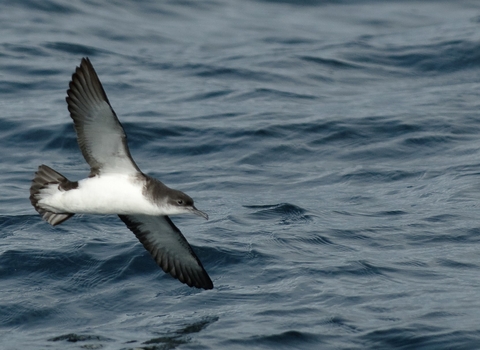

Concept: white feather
[[38, 174, 167, 215]]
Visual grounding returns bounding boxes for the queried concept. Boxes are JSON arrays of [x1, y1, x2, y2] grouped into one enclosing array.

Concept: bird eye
[[177, 199, 184, 205]]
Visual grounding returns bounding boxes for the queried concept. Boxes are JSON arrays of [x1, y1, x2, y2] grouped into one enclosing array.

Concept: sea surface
[[2, 0, 480, 349]]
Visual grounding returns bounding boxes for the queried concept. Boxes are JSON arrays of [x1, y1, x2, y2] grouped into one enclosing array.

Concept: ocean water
[[2, 0, 480, 349]]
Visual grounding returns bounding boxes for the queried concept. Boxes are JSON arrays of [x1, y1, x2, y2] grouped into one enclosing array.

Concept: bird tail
[[30, 165, 75, 226]]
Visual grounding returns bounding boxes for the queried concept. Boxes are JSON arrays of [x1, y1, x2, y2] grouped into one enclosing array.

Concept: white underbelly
[[39, 174, 160, 215]]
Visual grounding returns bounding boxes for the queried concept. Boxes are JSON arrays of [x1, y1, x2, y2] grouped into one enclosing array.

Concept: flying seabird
[[29, 58, 213, 290]]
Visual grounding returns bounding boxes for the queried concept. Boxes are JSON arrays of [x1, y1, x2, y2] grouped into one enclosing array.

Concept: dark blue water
[[2, 0, 480, 349]]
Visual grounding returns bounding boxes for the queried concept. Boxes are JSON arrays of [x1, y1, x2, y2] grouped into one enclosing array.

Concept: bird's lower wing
[[118, 214, 213, 290]]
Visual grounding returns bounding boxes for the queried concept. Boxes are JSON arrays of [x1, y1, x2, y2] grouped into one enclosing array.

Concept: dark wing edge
[[65, 57, 140, 175], [118, 214, 213, 290]]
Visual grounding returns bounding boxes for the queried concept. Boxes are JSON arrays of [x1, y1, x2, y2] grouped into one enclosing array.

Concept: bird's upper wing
[[118, 214, 213, 290], [66, 57, 140, 176]]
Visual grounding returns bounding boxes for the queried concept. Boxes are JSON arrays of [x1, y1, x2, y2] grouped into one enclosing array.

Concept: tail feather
[[30, 165, 75, 226]]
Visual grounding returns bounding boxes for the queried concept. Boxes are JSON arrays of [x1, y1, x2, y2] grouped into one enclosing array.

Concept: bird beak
[[190, 206, 209, 220]]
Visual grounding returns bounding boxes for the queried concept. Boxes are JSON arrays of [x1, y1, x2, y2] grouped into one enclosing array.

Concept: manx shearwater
[[29, 58, 213, 290]]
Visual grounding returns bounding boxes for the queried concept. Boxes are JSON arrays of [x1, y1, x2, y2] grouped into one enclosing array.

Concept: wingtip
[[203, 280, 214, 290], [66, 56, 111, 112], [173, 262, 214, 290], [190, 282, 214, 290], [188, 273, 214, 290], [80, 57, 92, 69]]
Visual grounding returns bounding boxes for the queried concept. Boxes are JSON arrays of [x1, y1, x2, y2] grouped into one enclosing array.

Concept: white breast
[[39, 174, 163, 215]]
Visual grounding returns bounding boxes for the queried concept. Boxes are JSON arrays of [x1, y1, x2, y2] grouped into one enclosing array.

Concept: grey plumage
[[119, 214, 213, 289], [66, 57, 140, 176]]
